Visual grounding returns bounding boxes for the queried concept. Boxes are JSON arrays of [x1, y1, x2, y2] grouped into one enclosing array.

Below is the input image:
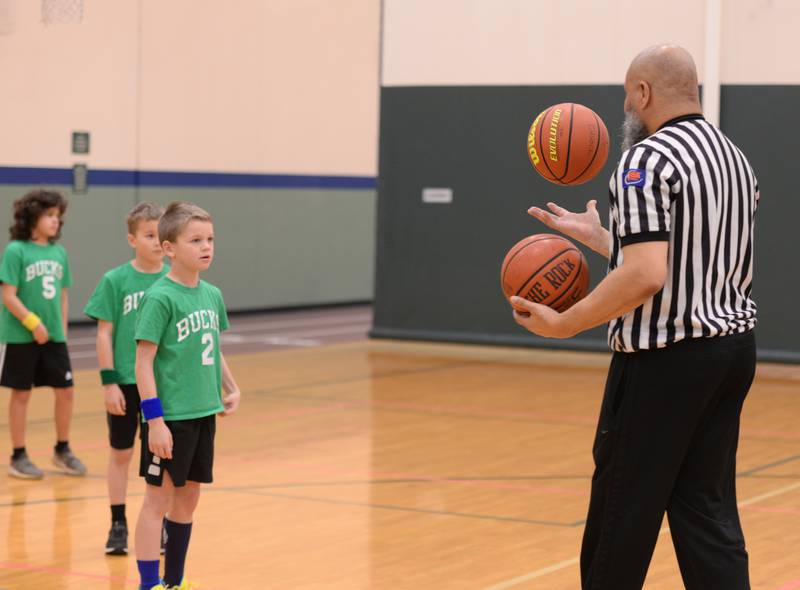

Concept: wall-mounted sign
[[73, 164, 88, 194], [72, 131, 90, 154]]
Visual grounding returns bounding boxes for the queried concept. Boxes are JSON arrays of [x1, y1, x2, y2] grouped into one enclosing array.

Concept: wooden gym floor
[[0, 305, 798, 589]]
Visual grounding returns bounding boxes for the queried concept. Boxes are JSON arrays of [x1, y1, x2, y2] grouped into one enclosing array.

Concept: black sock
[[111, 504, 126, 523], [11, 447, 26, 460], [54, 440, 69, 453], [162, 519, 193, 587]]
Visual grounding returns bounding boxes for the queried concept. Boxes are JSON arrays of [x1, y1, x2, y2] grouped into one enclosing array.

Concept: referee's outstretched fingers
[[546, 201, 571, 216], [527, 205, 559, 229]]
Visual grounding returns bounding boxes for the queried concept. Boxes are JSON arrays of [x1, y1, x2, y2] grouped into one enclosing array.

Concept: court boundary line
[[65, 311, 372, 345], [6, 347, 797, 443], [0, 560, 136, 586], [0, 355, 484, 429], [738, 454, 800, 477], [213, 487, 581, 528], [481, 481, 800, 589]]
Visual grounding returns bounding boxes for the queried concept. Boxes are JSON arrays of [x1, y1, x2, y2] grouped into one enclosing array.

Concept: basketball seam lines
[[556, 103, 576, 182], [514, 247, 578, 298], [501, 237, 563, 286], [566, 110, 604, 185]]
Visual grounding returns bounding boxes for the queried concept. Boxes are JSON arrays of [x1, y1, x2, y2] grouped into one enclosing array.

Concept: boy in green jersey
[[0, 190, 86, 479], [134, 201, 241, 590], [84, 202, 167, 555]]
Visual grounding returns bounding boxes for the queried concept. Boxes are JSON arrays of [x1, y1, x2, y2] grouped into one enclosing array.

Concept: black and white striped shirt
[[607, 114, 758, 352]]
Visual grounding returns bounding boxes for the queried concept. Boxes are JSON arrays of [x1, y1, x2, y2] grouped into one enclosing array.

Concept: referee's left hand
[[510, 296, 577, 339]]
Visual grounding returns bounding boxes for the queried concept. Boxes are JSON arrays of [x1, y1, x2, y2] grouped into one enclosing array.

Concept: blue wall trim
[[0, 166, 377, 190]]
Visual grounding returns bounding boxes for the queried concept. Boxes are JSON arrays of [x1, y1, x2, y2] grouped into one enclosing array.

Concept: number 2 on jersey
[[201, 332, 215, 366]]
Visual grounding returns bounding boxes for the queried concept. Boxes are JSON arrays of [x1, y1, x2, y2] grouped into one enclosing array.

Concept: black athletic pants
[[581, 330, 756, 590]]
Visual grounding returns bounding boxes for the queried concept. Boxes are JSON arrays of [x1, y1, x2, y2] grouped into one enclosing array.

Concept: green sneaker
[[52, 447, 87, 476], [8, 452, 44, 479]]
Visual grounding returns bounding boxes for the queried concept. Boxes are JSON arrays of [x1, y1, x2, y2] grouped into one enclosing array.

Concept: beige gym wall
[[0, 0, 381, 317], [0, 0, 380, 174], [382, 0, 800, 86]]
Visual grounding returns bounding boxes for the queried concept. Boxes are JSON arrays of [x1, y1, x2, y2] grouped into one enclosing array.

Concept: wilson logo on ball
[[527, 112, 544, 165]]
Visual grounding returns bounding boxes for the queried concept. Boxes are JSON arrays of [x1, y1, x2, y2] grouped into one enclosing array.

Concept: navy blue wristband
[[141, 397, 164, 421]]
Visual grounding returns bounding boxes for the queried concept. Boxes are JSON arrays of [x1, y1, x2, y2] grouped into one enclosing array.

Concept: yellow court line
[[482, 481, 800, 590]]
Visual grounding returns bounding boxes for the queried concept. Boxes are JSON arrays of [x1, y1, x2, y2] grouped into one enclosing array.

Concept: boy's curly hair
[[9, 190, 68, 242]]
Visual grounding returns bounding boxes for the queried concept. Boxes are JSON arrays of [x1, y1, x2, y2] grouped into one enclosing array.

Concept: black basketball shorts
[[139, 414, 216, 487], [107, 384, 142, 450], [0, 342, 74, 390]]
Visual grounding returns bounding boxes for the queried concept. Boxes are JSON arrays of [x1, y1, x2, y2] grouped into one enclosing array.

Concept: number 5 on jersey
[[42, 275, 56, 299]]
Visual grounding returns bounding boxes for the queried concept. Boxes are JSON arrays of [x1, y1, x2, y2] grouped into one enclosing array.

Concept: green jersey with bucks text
[[0, 240, 72, 343], [84, 262, 169, 384], [134, 276, 228, 421]]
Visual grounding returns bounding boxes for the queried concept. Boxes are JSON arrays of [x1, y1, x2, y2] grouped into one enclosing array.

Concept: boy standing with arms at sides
[[0, 190, 86, 479], [134, 201, 241, 590], [84, 202, 168, 555]]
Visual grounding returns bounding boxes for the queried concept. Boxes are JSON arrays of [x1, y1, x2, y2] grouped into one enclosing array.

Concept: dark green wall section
[[371, 85, 798, 363], [0, 186, 376, 321], [719, 86, 800, 361]]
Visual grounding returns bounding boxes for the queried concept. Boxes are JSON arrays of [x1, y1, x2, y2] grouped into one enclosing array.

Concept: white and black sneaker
[[105, 520, 128, 555]]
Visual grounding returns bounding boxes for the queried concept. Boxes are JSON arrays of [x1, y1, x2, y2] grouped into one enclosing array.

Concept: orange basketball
[[501, 234, 590, 312], [526, 103, 609, 186]]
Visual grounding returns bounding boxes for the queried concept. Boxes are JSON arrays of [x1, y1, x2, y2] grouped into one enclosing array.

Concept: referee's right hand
[[528, 200, 609, 257], [148, 418, 173, 459]]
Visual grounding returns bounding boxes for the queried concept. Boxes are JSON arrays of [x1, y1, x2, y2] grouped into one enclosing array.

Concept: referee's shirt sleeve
[[615, 147, 677, 246]]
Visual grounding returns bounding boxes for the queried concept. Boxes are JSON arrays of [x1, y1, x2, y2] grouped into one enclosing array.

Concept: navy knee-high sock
[[136, 559, 160, 590], [163, 518, 193, 587]]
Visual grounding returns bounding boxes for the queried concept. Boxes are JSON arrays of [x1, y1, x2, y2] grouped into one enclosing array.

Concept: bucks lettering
[[25, 260, 63, 281], [123, 291, 145, 315], [176, 309, 220, 342], [25, 260, 63, 299]]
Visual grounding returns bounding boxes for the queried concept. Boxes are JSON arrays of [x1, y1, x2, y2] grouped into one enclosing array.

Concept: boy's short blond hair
[[126, 201, 164, 234], [158, 201, 213, 244]]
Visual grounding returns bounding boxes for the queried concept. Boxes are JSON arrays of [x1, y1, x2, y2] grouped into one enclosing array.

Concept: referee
[[512, 45, 758, 589]]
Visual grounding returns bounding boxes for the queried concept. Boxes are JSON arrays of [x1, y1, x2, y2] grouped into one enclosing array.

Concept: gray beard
[[621, 110, 650, 152]]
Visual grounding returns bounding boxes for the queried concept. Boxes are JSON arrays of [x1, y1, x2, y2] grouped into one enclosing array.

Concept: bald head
[[623, 44, 703, 136], [627, 44, 700, 104]]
